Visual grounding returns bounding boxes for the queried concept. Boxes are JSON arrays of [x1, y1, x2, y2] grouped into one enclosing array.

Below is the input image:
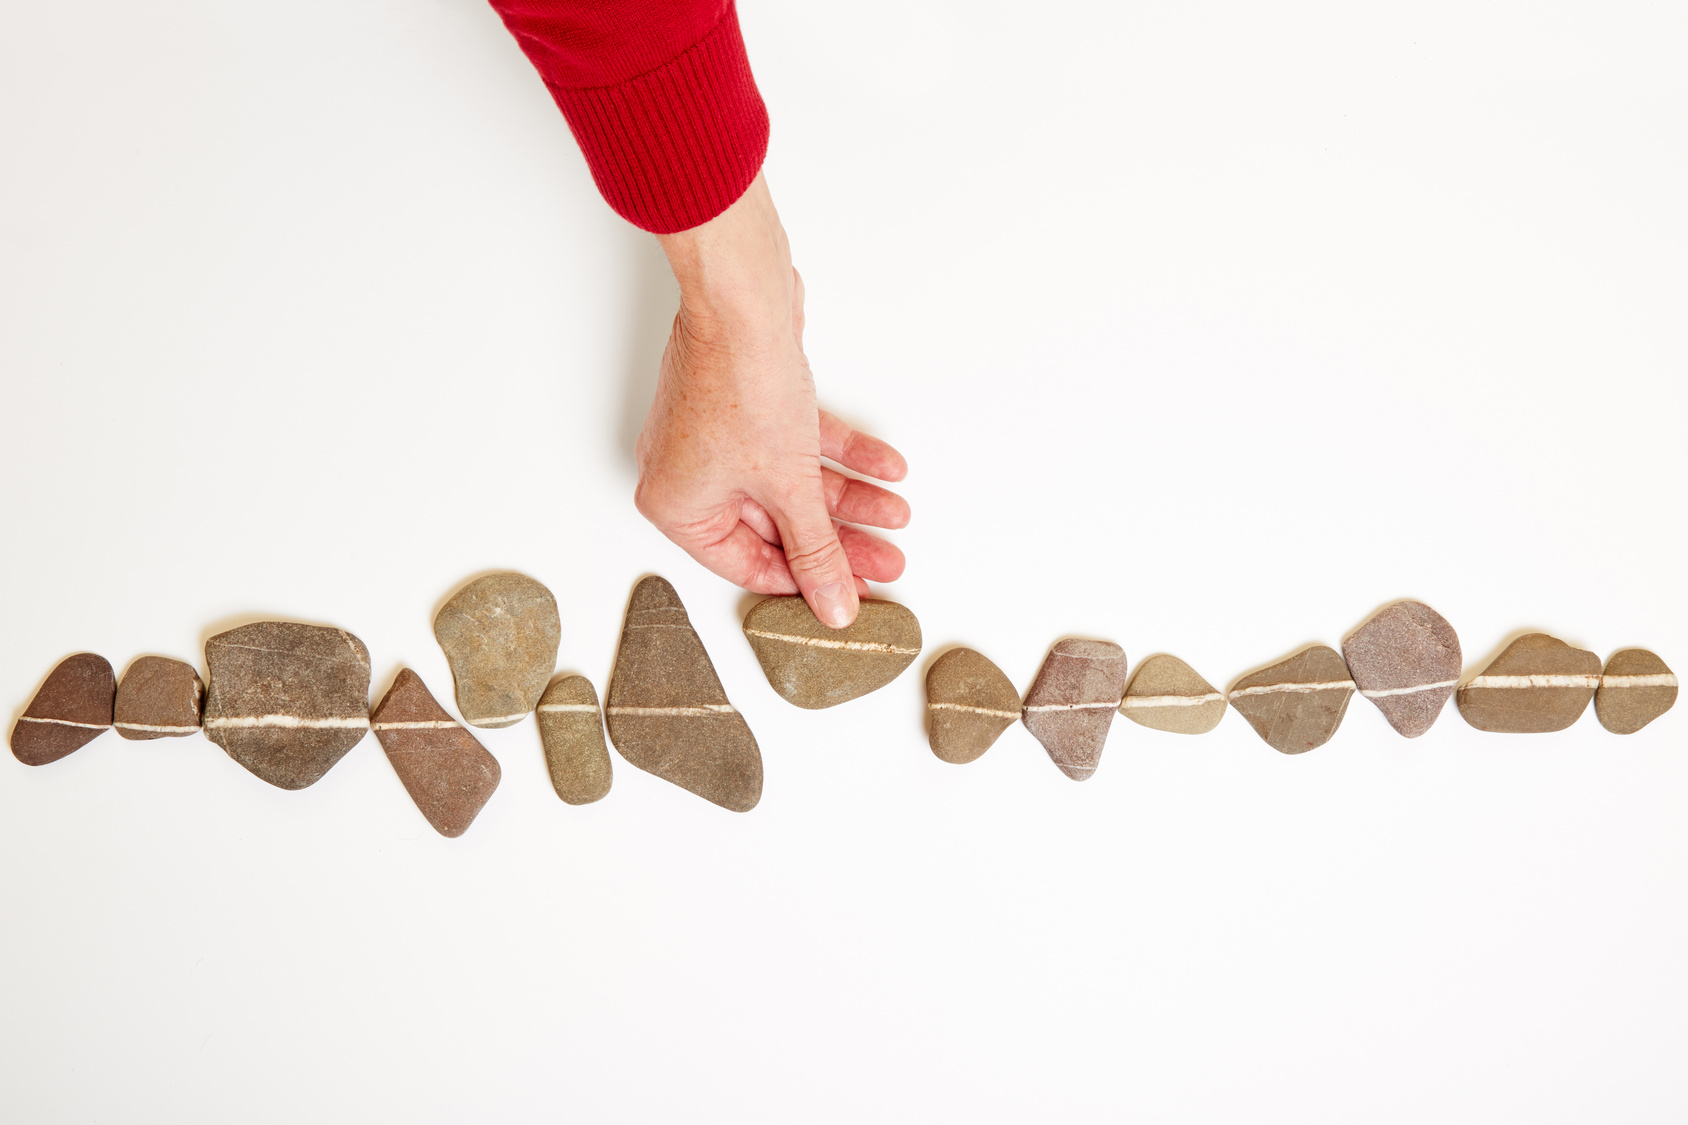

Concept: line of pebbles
[[9, 579, 1677, 835]]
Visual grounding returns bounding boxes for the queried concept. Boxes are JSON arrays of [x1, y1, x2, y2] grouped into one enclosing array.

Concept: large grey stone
[[743, 596, 922, 709], [1457, 633, 1601, 734], [1228, 646, 1354, 754], [925, 647, 1020, 764], [433, 571, 560, 728]]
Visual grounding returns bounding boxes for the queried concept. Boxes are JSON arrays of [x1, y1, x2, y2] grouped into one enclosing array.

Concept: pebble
[[536, 674, 613, 805], [114, 656, 203, 741], [925, 648, 1020, 764], [1341, 600, 1461, 738], [1456, 632, 1601, 733], [1118, 654, 1226, 735], [10, 653, 115, 766], [1228, 646, 1355, 754], [202, 621, 371, 790], [433, 571, 560, 729], [371, 668, 500, 837], [606, 576, 762, 812], [1022, 639, 1128, 781], [1594, 649, 1676, 735], [743, 596, 922, 708]]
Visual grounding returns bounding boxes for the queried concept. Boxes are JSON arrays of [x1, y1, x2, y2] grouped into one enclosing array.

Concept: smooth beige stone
[[1594, 648, 1677, 735], [925, 648, 1019, 764], [536, 674, 612, 805], [1022, 639, 1128, 781], [114, 656, 203, 740], [1119, 654, 1226, 735], [1228, 646, 1354, 754], [743, 596, 922, 709], [1341, 600, 1461, 738], [1457, 633, 1601, 734], [433, 572, 561, 728]]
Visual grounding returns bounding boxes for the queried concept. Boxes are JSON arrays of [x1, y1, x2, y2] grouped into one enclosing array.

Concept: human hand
[[635, 173, 909, 629]]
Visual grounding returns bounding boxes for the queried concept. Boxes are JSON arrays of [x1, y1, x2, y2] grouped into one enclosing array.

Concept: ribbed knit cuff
[[546, 4, 769, 235]]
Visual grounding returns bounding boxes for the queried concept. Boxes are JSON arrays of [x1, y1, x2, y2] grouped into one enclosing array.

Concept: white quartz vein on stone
[[927, 702, 1021, 718], [1600, 673, 1679, 688], [607, 705, 737, 716], [744, 628, 919, 655], [1358, 679, 1460, 699], [1228, 680, 1353, 699], [1464, 674, 1601, 689], [1121, 693, 1225, 708]]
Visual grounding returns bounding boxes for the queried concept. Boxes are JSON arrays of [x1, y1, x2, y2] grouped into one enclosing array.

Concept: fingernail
[[812, 581, 852, 628]]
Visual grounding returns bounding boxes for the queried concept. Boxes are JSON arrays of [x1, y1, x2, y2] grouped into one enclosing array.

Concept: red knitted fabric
[[488, 0, 770, 234]]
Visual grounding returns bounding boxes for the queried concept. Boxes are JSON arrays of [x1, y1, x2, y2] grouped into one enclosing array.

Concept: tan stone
[[925, 648, 1019, 764], [1457, 633, 1601, 734], [536, 674, 612, 805], [1022, 639, 1128, 781], [371, 669, 500, 837], [114, 656, 203, 740], [1594, 648, 1677, 735], [10, 653, 115, 766], [433, 571, 560, 728], [1341, 600, 1461, 738], [1228, 646, 1354, 754], [1119, 654, 1225, 735], [743, 596, 922, 709]]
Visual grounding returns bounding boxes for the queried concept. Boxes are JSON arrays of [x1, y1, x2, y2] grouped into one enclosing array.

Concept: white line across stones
[[536, 703, 600, 713], [17, 716, 109, 729], [927, 702, 1021, 719], [468, 712, 530, 725], [1359, 679, 1460, 699], [608, 705, 737, 717], [1228, 680, 1353, 699], [1023, 702, 1119, 712], [371, 720, 460, 731], [113, 722, 200, 734], [1601, 673, 1679, 688], [743, 629, 920, 655], [1121, 693, 1226, 709], [1464, 674, 1602, 690], [204, 715, 369, 730]]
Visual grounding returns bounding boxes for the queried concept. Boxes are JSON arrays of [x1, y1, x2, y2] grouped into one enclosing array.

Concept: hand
[[635, 173, 909, 628]]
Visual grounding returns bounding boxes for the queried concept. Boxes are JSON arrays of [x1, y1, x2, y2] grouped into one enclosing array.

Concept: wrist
[[657, 172, 792, 335]]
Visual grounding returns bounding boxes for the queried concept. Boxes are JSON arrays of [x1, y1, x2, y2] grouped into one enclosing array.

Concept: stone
[[1228, 645, 1355, 754], [11, 653, 115, 766], [743, 596, 922, 708], [925, 648, 1020, 764], [1022, 639, 1128, 781], [1340, 600, 1462, 738], [1118, 654, 1226, 735], [606, 576, 762, 812], [202, 621, 371, 790], [433, 571, 561, 728], [114, 656, 203, 740], [1456, 633, 1601, 734], [536, 674, 613, 805], [371, 669, 501, 837], [1594, 649, 1678, 735]]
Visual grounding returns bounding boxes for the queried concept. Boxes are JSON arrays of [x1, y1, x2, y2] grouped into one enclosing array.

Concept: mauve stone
[[1595, 649, 1677, 735], [1119, 654, 1226, 735], [744, 596, 922, 709], [925, 648, 1020, 764], [203, 621, 371, 790], [433, 572, 561, 728], [1457, 633, 1601, 734], [11, 653, 115, 766], [606, 577, 762, 812], [1341, 600, 1462, 738], [371, 669, 500, 837], [1228, 646, 1355, 754], [1021, 639, 1128, 781], [536, 674, 613, 805], [114, 656, 203, 740]]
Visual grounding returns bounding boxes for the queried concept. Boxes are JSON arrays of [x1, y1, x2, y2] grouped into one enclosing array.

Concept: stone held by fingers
[[1119, 654, 1226, 735], [371, 669, 501, 837], [1021, 639, 1128, 781], [925, 648, 1020, 764], [1594, 649, 1677, 735], [433, 571, 561, 729], [1456, 633, 1601, 734], [11, 653, 116, 766], [1228, 645, 1355, 754], [743, 596, 922, 709], [606, 576, 762, 812], [114, 656, 203, 740], [536, 674, 613, 805], [1341, 600, 1462, 738], [202, 621, 371, 790]]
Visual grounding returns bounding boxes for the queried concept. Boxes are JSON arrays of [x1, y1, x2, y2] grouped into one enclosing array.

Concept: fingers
[[821, 467, 910, 529], [818, 409, 907, 482], [836, 522, 905, 584], [767, 489, 860, 628], [680, 521, 800, 596]]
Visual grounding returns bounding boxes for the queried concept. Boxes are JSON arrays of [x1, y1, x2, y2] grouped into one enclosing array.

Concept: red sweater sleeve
[[487, 0, 770, 234]]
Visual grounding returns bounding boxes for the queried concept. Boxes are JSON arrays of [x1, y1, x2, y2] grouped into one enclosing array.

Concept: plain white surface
[[2, 1, 1684, 1120]]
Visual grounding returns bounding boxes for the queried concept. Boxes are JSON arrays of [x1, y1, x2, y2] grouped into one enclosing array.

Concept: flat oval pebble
[[1341, 600, 1461, 738], [203, 621, 371, 790], [1457, 632, 1601, 734], [114, 656, 203, 740], [1119, 654, 1226, 735], [536, 674, 612, 805], [11, 652, 115, 766], [743, 596, 922, 709], [606, 577, 762, 812], [433, 571, 561, 729], [1594, 648, 1677, 735], [925, 648, 1020, 764], [1228, 645, 1355, 754], [371, 669, 501, 837], [1022, 639, 1128, 781]]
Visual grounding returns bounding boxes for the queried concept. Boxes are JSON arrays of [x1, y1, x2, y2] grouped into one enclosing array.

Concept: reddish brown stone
[[371, 669, 501, 837], [11, 653, 115, 766], [1341, 601, 1462, 738], [1021, 639, 1128, 781], [1457, 633, 1601, 734], [114, 656, 203, 740]]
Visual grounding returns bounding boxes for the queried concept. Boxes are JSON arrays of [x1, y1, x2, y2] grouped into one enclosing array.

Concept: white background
[[2, 1, 1684, 1120]]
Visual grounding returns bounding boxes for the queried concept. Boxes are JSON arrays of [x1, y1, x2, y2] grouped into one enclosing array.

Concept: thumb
[[769, 489, 859, 629]]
